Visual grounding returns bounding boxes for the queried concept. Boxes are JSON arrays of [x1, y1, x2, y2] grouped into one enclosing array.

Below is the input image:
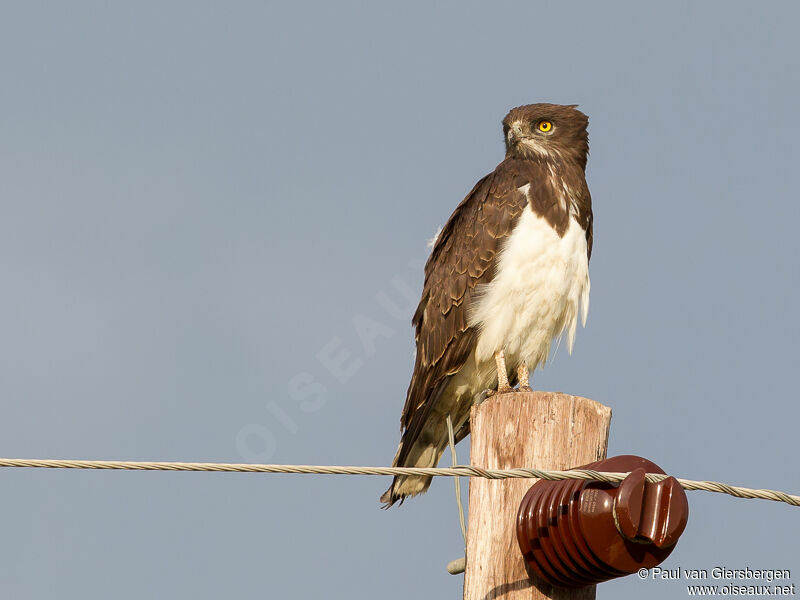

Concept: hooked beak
[[507, 122, 524, 145]]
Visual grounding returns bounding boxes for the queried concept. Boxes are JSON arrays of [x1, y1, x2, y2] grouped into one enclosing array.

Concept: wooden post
[[463, 391, 612, 600]]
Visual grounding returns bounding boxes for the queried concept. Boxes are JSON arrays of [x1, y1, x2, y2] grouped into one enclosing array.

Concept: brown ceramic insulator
[[563, 479, 626, 580], [519, 480, 575, 587], [516, 454, 690, 588], [537, 481, 597, 588], [614, 467, 688, 548]]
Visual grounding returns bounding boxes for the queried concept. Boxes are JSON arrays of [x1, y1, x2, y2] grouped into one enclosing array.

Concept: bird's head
[[503, 103, 589, 168]]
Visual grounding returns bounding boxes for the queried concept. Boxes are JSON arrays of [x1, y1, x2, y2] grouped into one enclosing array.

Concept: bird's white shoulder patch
[[469, 199, 590, 372], [427, 225, 443, 249]]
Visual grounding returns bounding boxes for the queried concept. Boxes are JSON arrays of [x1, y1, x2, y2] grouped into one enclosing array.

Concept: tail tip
[[379, 475, 433, 508], [379, 485, 403, 509]]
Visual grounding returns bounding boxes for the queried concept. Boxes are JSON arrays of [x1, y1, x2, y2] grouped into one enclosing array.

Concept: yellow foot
[[494, 349, 512, 394], [517, 363, 531, 392]]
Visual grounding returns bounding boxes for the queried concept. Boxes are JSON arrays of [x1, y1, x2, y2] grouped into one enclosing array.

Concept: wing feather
[[397, 160, 530, 441]]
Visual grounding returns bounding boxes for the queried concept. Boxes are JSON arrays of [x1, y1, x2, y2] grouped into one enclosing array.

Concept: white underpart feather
[[388, 182, 591, 499], [469, 185, 590, 372], [427, 225, 443, 249]]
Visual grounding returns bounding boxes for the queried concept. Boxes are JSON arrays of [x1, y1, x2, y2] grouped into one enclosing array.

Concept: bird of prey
[[381, 103, 593, 507]]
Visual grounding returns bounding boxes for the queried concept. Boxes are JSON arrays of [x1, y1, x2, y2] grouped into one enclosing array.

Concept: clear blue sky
[[1, 2, 798, 598]]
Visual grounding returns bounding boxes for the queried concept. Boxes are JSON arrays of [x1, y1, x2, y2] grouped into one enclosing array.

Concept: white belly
[[469, 205, 590, 372]]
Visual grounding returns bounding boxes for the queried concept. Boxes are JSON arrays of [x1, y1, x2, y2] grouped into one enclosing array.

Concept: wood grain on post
[[463, 391, 612, 600]]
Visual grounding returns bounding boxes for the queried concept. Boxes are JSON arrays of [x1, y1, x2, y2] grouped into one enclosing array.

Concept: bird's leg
[[494, 349, 513, 394], [517, 362, 531, 392]]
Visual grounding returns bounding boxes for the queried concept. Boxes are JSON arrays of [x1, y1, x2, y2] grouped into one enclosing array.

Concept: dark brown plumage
[[382, 104, 593, 507]]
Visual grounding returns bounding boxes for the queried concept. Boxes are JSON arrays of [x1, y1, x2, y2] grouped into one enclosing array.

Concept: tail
[[380, 435, 446, 508], [382, 366, 468, 507]]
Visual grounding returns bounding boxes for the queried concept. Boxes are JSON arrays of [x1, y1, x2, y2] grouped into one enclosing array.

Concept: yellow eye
[[538, 120, 553, 132]]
